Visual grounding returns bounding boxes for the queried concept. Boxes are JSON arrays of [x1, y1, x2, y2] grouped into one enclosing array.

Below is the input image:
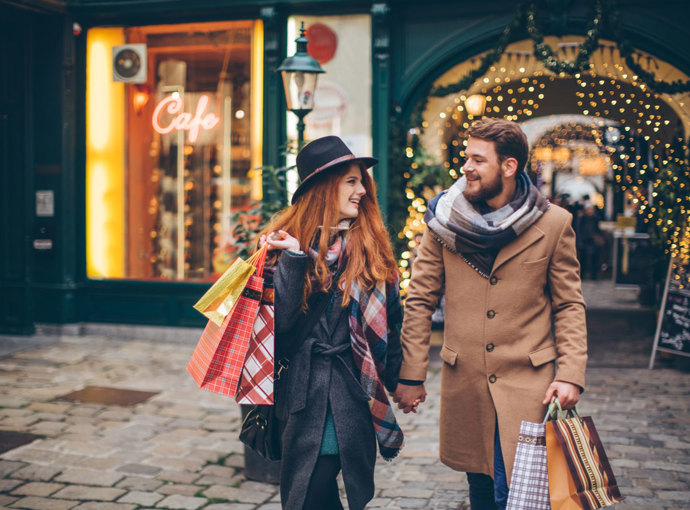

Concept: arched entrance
[[396, 35, 689, 293]]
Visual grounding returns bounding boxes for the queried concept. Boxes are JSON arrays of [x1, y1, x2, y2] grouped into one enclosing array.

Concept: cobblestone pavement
[[0, 333, 688, 509]]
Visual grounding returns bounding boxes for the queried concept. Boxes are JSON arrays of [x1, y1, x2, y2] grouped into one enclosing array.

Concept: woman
[[258, 136, 404, 510]]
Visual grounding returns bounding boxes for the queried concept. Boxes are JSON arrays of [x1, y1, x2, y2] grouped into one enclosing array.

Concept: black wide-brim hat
[[291, 135, 377, 204]]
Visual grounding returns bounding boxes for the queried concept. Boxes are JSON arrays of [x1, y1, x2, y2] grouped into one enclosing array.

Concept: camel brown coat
[[400, 204, 587, 484]]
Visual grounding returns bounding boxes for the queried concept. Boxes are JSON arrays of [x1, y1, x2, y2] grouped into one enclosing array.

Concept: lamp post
[[277, 22, 325, 151]]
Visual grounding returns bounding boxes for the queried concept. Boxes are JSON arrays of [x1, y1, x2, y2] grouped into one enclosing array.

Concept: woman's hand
[[260, 230, 300, 252]]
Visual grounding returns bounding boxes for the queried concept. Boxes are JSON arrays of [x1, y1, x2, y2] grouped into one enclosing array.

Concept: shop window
[[86, 20, 263, 281]]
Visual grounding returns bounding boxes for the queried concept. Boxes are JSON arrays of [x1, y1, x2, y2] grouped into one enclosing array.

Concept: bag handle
[[247, 244, 269, 278], [543, 397, 582, 422]]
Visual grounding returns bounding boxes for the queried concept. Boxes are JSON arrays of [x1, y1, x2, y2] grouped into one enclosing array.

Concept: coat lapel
[[492, 225, 545, 274]]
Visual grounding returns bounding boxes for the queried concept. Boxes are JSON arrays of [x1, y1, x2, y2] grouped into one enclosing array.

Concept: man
[[393, 118, 587, 510]]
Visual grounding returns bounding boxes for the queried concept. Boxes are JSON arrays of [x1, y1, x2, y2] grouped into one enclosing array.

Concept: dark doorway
[[0, 4, 33, 334]]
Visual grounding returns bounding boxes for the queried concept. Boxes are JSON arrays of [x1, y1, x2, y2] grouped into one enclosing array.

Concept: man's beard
[[463, 173, 503, 205]]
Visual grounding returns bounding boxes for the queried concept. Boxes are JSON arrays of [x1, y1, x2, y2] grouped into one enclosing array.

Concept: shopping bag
[[193, 247, 267, 327], [236, 285, 275, 405], [187, 246, 268, 397], [506, 410, 551, 510], [546, 403, 623, 510]]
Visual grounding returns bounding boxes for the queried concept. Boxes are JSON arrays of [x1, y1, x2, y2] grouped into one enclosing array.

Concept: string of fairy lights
[[397, 49, 690, 293]]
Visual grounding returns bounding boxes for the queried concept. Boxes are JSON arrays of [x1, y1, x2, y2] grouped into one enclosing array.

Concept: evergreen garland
[[526, 0, 604, 75], [429, 0, 690, 99]]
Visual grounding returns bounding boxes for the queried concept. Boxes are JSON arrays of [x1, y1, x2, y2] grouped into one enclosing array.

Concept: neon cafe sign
[[152, 94, 220, 143]]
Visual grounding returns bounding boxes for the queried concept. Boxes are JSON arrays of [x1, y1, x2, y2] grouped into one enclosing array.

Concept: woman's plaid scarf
[[349, 277, 404, 460], [309, 233, 404, 460], [425, 171, 549, 277]]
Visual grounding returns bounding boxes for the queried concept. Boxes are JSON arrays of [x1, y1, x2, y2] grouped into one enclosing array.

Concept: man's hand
[[542, 381, 581, 410], [392, 383, 427, 414]]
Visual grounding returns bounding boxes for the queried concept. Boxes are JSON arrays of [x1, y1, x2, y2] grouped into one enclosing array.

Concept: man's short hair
[[467, 118, 529, 172]]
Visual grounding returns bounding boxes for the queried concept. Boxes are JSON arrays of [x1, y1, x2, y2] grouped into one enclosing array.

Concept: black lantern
[[277, 22, 325, 149]]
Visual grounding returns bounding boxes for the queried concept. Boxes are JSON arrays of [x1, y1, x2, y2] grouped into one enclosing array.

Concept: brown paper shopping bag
[[546, 402, 623, 510]]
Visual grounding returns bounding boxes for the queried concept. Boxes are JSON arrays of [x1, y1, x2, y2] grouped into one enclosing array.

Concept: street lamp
[[277, 22, 325, 150]]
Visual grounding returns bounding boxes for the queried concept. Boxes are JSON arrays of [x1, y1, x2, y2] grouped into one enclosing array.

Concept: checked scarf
[[349, 277, 405, 461], [425, 171, 549, 277]]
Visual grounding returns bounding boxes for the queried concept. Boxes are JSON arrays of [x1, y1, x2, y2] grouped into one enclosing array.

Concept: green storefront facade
[[1, 0, 689, 334]]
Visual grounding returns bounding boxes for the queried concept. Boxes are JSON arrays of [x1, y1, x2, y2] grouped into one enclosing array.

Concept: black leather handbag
[[239, 271, 340, 461], [239, 403, 284, 461]]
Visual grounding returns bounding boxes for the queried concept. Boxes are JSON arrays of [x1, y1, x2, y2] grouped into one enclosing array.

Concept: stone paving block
[[255, 505, 281, 510], [659, 490, 690, 501], [97, 410, 134, 422], [0, 416, 40, 428], [0, 494, 19, 506], [115, 475, 164, 491], [71, 503, 137, 510], [395, 497, 430, 508], [156, 483, 201, 497], [199, 465, 236, 478], [0, 460, 27, 477], [8, 496, 79, 510], [66, 407, 102, 417], [26, 403, 72, 414], [193, 474, 243, 486], [222, 454, 244, 468], [185, 448, 224, 463], [155, 470, 200, 484], [150, 443, 189, 456], [145, 456, 205, 472], [202, 485, 273, 504], [54, 468, 125, 486], [117, 490, 165, 506], [115, 463, 162, 476], [238, 481, 278, 494], [75, 457, 129, 471], [10, 482, 65, 497], [155, 494, 207, 509], [28, 412, 67, 422], [380, 487, 435, 499], [642, 461, 690, 473], [0, 396, 29, 408], [205, 505, 255, 510], [51, 485, 126, 501], [28, 421, 68, 436], [0, 478, 23, 492]]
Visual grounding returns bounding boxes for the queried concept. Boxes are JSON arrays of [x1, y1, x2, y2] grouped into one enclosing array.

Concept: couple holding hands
[[258, 118, 587, 510]]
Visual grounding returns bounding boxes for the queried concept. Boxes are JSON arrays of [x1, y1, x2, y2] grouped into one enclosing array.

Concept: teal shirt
[[319, 405, 339, 455]]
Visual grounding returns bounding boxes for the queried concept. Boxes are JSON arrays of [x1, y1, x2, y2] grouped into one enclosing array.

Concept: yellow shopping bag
[[193, 246, 267, 326]]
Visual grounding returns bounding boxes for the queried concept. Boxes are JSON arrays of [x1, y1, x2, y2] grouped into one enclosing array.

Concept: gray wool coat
[[273, 251, 402, 510]]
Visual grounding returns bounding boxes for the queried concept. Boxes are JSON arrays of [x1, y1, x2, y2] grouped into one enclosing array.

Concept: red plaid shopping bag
[[187, 246, 268, 398], [236, 286, 275, 405]]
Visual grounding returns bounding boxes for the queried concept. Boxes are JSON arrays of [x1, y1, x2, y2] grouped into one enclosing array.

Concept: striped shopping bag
[[187, 246, 268, 398], [546, 408, 623, 510]]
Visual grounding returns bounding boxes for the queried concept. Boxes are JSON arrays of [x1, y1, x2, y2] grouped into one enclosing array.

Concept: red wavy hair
[[258, 163, 398, 310]]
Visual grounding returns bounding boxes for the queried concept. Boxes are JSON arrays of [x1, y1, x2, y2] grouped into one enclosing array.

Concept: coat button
[[490, 276, 498, 285], [487, 310, 496, 319], [486, 343, 495, 352], [489, 374, 497, 383]]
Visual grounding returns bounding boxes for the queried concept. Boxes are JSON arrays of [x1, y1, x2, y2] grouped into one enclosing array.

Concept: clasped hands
[[391, 383, 427, 414]]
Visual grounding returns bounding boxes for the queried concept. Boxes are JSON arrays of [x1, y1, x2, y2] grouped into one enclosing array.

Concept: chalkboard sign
[[649, 258, 690, 368]]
